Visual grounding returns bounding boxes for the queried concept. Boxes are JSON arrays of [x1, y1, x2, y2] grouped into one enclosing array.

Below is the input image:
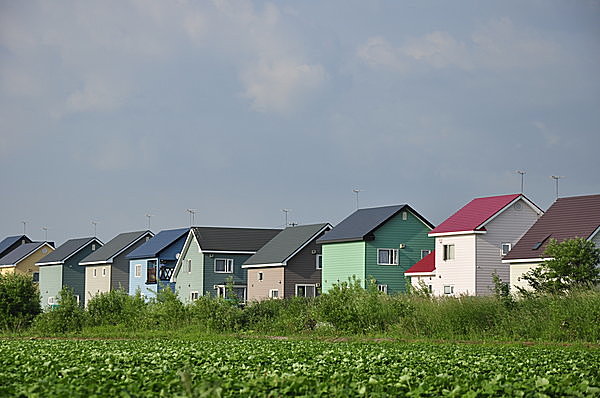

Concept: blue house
[[127, 228, 188, 299]]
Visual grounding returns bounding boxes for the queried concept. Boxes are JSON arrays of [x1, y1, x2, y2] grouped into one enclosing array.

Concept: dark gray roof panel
[[0, 235, 32, 258], [244, 223, 331, 266], [127, 228, 189, 259], [192, 227, 281, 252], [36, 237, 100, 265], [79, 231, 152, 264], [0, 242, 49, 266]]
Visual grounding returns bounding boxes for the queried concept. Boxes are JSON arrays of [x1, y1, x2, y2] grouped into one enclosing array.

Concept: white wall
[[432, 234, 476, 296]]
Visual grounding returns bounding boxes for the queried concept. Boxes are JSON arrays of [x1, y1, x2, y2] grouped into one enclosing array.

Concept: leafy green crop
[[0, 339, 598, 397]]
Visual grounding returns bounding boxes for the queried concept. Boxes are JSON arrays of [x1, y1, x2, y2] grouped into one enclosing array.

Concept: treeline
[[1, 273, 599, 342]]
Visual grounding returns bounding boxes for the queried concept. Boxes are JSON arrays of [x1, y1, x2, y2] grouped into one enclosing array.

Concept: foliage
[[0, 338, 598, 397], [144, 287, 187, 329], [519, 238, 600, 294], [86, 289, 146, 327], [32, 286, 86, 334], [187, 295, 242, 332], [0, 273, 41, 331]]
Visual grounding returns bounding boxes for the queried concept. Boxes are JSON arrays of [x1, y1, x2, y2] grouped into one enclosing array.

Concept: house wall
[[63, 241, 98, 307], [509, 262, 541, 292], [432, 234, 477, 296], [284, 233, 324, 298], [203, 253, 252, 298], [15, 245, 54, 276], [321, 241, 365, 292], [84, 264, 111, 306], [175, 237, 204, 303], [128, 258, 159, 299], [0, 267, 15, 275], [111, 234, 152, 293], [409, 274, 435, 291], [247, 267, 285, 301], [39, 264, 62, 308], [365, 210, 434, 294], [475, 199, 541, 295]]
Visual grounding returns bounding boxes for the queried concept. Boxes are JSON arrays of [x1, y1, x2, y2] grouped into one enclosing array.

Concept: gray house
[[36, 237, 103, 307], [243, 223, 332, 301], [0, 235, 32, 258], [79, 230, 153, 306]]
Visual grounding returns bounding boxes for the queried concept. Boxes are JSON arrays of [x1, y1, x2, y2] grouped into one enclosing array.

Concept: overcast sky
[[1, 0, 599, 245]]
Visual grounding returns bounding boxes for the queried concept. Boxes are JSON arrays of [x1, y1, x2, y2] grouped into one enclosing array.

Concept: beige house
[[0, 242, 55, 280]]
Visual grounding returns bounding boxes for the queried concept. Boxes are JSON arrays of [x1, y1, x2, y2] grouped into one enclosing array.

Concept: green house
[[317, 204, 434, 294]]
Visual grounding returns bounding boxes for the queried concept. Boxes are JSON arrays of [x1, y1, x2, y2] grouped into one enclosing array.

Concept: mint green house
[[317, 204, 434, 294]]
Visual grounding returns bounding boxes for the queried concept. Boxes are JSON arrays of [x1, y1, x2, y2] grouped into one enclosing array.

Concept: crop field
[[1, 338, 598, 397]]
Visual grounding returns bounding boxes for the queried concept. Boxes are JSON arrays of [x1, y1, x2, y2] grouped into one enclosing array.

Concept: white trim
[[377, 284, 388, 294], [35, 261, 63, 266], [135, 263, 142, 278], [0, 264, 16, 269], [429, 230, 487, 237], [377, 248, 398, 265], [171, 230, 198, 282], [404, 271, 436, 276], [79, 260, 111, 266], [242, 262, 284, 269], [214, 258, 234, 273], [588, 225, 600, 241], [190, 291, 199, 301], [281, 224, 333, 264], [108, 232, 154, 262], [38, 238, 103, 267], [1, 242, 54, 266], [203, 250, 256, 255], [316, 254, 322, 270], [478, 196, 544, 229], [501, 257, 550, 264], [269, 289, 280, 299], [501, 242, 512, 256], [295, 283, 317, 297]]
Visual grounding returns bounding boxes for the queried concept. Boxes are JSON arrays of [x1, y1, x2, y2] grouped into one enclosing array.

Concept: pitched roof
[[0, 235, 32, 258], [317, 204, 434, 244], [126, 228, 189, 259], [429, 194, 538, 235], [36, 237, 101, 265], [191, 227, 281, 252], [503, 194, 600, 261], [404, 251, 436, 274], [0, 242, 52, 266], [79, 231, 152, 265], [243, 223, 331, 267]]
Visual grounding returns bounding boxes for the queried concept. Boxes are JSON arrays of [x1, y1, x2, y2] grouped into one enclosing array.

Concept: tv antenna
[[186, 209, 197, 226], [516, 170, 526, 193], [282, 209, 290, 227], [91, 221, 98, 236], [353, 189, 362, 210], [550, 176, 564, 199], [41, 227, 48, 241], [145, 213, 153, 230], [21, 221, 27, 235]]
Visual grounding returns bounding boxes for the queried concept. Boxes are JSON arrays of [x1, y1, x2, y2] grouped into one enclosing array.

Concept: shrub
[[145, 288, 188, 329], [242, 296, 318, 334], [0, 273, 41, 331], [188, 295, 242, 332], [33, 286, 86, 334], [86, 289, 147, 327]]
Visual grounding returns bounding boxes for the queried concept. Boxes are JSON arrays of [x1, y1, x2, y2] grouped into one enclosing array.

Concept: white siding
[[409, 274, 435, 292], [509, 262, 541, 293], [432, 234, 476, 296], [475, 199, 541, 295], [84, 264, 111, 307]]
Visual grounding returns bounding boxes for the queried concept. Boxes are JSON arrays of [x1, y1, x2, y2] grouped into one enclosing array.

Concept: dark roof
[[127, 228, 189, 259], [0, 235, 32, 258], [503, 194, 600, 261], [317, 205, 433, 244], [404, 251, 436, 274], [36, 237, 101, 265], [79, 231, 152, 265], [243, 223, 331, 266], [0, 242, 51, 266], [192, 227, 281, 252]]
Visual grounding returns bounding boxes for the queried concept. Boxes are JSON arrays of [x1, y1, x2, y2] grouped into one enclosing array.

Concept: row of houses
[[1, 193, 598, 307]]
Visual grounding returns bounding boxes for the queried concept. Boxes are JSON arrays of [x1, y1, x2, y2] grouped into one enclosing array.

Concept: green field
[[1, 338, 598, 397]]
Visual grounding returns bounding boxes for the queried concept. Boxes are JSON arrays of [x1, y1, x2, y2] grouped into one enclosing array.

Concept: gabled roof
[[192, 227, 281, 252], [126, 228, 189, 259], [503, 194, 600, 261], [243, 223, 331, 267], [79, 231, 153, 265], [404, 251, 436, 275], [36, 237, 102, 266], [429, 194, 542, 235], [0, 235, 32, 258], [317, 204, 434, 244], [0, 242, 53, 267]]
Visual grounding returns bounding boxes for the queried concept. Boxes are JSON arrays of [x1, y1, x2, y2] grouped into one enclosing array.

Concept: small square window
[[215, 258, 233, 273], [443, 244, 455, 260], [102, 267, 107, 277], [190, 291, 199, 301], [377, 249, 398, 265], [257, 272, 263, 281], [135, 264, 142, 278], [402, 211, 407, 220], [48, 296, 55, 305], [443, 285, 454, 295], [93, 269, 97, 277], [421, 250, 431, 259], [92, 244, 96, 251], [187, 259, 192, 273], [501, 243, 511, 256], [377, 284, 388, 294], [316, 254, 322, 270], [269, 289, 279, 299], [296, 284, 316, 298]]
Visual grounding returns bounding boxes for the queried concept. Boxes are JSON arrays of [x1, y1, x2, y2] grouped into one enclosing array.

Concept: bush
[[33, 287, 87, 334], [86, 289, 147, 328], [145, 288, 188, 329], [242, 296, 318, 334], [0, 273, 41, 331], [187, 295, 242, 332]]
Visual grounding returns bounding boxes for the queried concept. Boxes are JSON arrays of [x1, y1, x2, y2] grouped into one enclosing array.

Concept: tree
[[0, 273, 41, 330], [519, 237, 600, 294]]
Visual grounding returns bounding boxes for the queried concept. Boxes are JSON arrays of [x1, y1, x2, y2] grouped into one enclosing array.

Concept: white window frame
[[421, 249, 431, 259], [102, 267, 107, 277], [377, 284, 388, 294], [402, 211, 408, 220], [295, 284, 316, 298], [190, 291, 199, 301], [257, 272, 263, 281], [214, 258, 233, 273], [93, 268, 97, 278], [91, 244, 96, 251], [74, 295, 80, 305], [187, 259, 192, 274], [443, 244, 455, 261], [135, 264, 142, 278], [48, 296, 55, 305], [377, 249, 398, 265], [501, 242, 512, 256], [443, 285, 454, 295], [316, 254, 322, 270], [269, 289, 279, 299]]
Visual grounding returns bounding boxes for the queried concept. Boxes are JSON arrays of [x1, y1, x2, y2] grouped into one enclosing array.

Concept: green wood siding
[[203, 254, 251, 297], [365, 210, 434, 293], [63, 242, 97, 307], [39, 264, 62, 308], [175, 238, 204, 303], [321, 241, 366, 293]]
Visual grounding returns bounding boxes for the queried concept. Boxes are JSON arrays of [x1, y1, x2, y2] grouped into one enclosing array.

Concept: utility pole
[[551, 175, 564, 199], [353, 189, 362, 210], [282, 209, 290, 228], [516, 170, 526, 193]]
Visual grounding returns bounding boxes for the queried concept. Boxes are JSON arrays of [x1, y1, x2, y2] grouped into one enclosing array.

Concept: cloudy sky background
[[1, 0, 599, 245]]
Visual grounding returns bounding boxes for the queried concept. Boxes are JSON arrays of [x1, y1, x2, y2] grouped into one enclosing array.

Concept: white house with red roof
[[406, 194, 543, 296]]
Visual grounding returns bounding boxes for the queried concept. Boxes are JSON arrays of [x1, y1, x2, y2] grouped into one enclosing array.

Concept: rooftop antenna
[[353, 189, 362, 210], [21, 221, 27, 235], [91, 221, 98, 237], [41, 227, 48, 241], [516, 170, 526, 193], [145, 213, 153, 230], [289, 222, 299, 227], [186, 209, 197, 226], [550, 176, 564, 199], [282, 209, 290, 228]]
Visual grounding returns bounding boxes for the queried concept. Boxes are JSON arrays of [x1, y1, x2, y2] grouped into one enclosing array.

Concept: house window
[[428, 285, 433, 293], [32, 272, 39, 283], [269, 289, 279, 299], [147, 260, 157, 284], [214, 258, 233, 273], [377, 249, 398, 265], [48, 296, 55, 305], [216, 286, 247, 302], [444, 285, 454, 295], [501, 243, 511, 256], [190, 291, 199, 301], [402, 211, 407, 220], [443, 244, 455, 260], [75, 295, 80, 305], [296, 284, 316, 298], [187, 259, 192, 273], [93, 269, 97, 278], [377, 284, 388, 294], [102, 267, 107, 277], [92, 244, 96, 251], [421, 250, 431, 259], [316, 254, 322, 270], [135, 264, 142, 278], [257, 272, 263, 281], [146, 236, 150, 242]]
